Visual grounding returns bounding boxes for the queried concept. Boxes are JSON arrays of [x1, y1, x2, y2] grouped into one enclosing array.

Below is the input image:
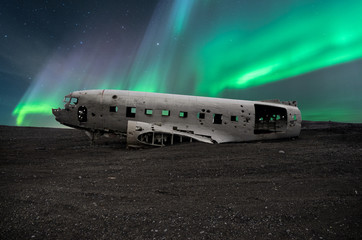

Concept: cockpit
[[53, 93, 84, 127], [63, 95, 78, 108], [64, 95, 78, 105]]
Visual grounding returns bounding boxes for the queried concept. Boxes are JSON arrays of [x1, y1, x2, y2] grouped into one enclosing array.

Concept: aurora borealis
[[1, 0, 362, 127]]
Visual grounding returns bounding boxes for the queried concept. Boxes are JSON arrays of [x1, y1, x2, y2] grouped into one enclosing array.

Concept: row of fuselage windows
[[109, 106, 239, 124]]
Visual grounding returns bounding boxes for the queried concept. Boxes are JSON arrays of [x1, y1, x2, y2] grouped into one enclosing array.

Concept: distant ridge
[[302, 120, 362, 129]]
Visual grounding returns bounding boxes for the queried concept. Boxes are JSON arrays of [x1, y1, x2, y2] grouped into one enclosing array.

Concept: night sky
[[1, 0, 361, 127]]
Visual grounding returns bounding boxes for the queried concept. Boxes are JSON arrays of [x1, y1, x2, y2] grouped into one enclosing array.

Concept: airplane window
[[70, 98, 78, 105], [197, 113, 205, 119], [145, 109, 153, 115], [126, 107, 136, 118], [179, 111, 188, 118], [64, 97, 71, 103], [293, 114, 297, 120], [213, 114, 222, 124], [110, 106, 118, 112], [231, 116, 238, 122], [162, 110, 170, 116]]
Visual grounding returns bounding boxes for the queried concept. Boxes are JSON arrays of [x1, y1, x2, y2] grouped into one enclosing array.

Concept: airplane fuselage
[[53, 90, 301, 146]]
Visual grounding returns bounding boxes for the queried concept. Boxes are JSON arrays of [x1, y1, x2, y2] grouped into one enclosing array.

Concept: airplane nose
[[52, 108, 65, 122], [52, 107, 76, 127], [52, 108, 60, 118]]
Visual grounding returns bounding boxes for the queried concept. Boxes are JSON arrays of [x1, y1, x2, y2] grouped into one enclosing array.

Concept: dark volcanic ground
[[0, 122, 361, 239]]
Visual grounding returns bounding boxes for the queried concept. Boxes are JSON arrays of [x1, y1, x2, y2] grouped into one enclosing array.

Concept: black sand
[[1, 122, 361, 239]]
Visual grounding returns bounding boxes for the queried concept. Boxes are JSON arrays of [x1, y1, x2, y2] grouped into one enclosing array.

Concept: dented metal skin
[[52, 90, 301, 147]]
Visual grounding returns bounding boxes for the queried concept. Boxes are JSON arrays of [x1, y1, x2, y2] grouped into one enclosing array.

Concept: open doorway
[[254, 104, 287, 134], [78, 106, 87, 122]]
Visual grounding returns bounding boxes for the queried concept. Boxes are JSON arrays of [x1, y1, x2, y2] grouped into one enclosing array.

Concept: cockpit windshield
[[70, 97, 78, 105], [63, 96, 78, 105]]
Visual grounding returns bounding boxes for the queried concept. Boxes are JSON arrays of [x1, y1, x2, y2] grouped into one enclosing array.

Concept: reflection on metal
[[52, 90, 302, 147]]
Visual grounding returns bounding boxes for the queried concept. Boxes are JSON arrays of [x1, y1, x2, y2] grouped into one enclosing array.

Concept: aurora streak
[[8, 0, 362, 126]]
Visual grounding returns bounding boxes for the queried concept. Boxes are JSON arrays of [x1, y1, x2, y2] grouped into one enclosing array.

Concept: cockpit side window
[[64, 97, 71, 103]]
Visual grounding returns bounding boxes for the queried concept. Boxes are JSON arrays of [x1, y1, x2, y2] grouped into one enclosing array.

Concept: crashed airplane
[[52, 90, 301, 147]]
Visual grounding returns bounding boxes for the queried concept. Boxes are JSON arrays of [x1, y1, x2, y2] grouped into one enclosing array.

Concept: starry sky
[[1, 0, 362, 127]]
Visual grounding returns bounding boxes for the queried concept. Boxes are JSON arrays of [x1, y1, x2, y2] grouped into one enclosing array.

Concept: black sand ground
[[0, 122, 361, 239]]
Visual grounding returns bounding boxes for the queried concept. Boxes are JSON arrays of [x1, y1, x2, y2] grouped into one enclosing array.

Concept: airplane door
[[78, 106, 87, 122]]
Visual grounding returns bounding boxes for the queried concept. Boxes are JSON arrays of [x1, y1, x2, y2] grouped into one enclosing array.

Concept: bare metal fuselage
[[53, 90, 301, 146]]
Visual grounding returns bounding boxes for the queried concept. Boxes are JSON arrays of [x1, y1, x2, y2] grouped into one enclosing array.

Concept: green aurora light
[[12, 0, 362, 126], [13, 103, 52, 126], [192, 0, 362, 96]]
